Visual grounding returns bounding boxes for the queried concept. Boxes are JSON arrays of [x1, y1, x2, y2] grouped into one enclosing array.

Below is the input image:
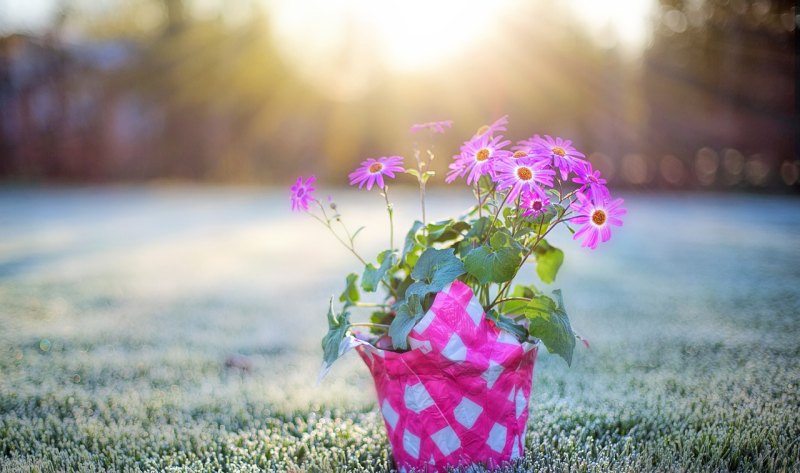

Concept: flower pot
[[355, 281, 538, 472]]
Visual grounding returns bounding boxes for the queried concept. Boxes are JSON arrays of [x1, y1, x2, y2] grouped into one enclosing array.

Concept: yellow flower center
[[512, 150, 528, 159], [475, 125, 490, 136], [368, 162, 383, 173], [552, 146, 566, 157], [591, 209, 606, 226], [476, 148, 490, 162], [516, 167, 533, 181]]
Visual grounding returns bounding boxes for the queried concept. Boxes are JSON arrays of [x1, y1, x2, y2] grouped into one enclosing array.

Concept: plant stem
[[487, 297, 530, 311], [309, 199, 398, 300], [483, 190, 512, 244], [476, 180, 482, 219], [382, 186, 394, 252], [353, 302, 390, 308], [307, 211, 368, 265], [350, 322, 391, 329], [489, 209, 571, 308], [413, 146, 427, 226]]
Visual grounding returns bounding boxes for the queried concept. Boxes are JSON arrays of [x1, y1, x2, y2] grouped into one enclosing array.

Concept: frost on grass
[[1, 189, 799, 472]]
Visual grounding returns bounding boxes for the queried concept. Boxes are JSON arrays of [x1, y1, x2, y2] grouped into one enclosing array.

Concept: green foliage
[[321, 300, 351, 366], [405, 169, 436, 184], [487, 309, 529, 342], [401, 221, 424, 264], [425, 219, 469, 246], [533, 239, 564, 284], [521, 290, 576, 366], [339, 273, 360, 306], [464, 230, 523, 284], [361, 250, 396, 292], [405, 248, 466, 299], [388, 294, 424, 350], [501, 284, 541, 314], [526, 203, 561, 234]]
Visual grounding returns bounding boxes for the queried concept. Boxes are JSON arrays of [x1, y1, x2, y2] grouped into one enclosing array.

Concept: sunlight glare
[[268, 0, 513, 98], [565, 0, 657, 54]]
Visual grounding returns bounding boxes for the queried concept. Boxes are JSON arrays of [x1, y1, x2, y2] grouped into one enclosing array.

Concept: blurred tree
[[643, 0, 796, 189]]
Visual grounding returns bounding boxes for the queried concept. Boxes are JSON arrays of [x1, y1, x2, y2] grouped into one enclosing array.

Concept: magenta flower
[[529, 135, 588, 180], [494, 157, 555, 200], [570, 192, 626, 249], [445, 157, 468, 184], [448, 134, 512, 185], [348, 156, 405, 190], [573, 162, 609, 202], [290, 175, 316, 212], [520, 192, 551, 217], [409, 120, 453, 134], [473, 115, 508, 138]]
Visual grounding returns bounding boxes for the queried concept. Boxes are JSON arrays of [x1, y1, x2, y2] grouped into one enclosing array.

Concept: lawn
[[0, 188, 798, 472]]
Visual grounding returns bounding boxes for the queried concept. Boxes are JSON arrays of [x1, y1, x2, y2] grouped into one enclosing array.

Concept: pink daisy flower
[[529, 135, 588, 180], [449, 134, 512, 185], [290, 175, 316, 212], [494, 158, 555, 200], [409, 120, 453, 134], [473, 115, 509, 138], [573, 162, 609, 202], [570, 192, 626, 249], [520, 192, 551, 217], [348, 156, 405, 190]]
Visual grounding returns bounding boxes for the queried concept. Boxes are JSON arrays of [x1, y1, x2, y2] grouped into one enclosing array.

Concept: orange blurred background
[[0, 0, 796, 191]]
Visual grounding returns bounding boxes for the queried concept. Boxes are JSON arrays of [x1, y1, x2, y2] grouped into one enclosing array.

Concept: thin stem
[[483, 190, 512, 244], [353, 302, 390, 308], [413, 146, 427, 226], [308, 199, 398, 299], [476, 180, 482, 219], [511, 194, 523, 235], [489, 209, 571, 308], [382, 186, 394, 251], [308, 212, 368, 265], [349, 322, 390, 329], [486, 297, 530, 311]]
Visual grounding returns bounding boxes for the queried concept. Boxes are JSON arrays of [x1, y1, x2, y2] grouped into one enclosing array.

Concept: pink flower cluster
[[290, 116, 626, 249], [441, 117, 625, 249]]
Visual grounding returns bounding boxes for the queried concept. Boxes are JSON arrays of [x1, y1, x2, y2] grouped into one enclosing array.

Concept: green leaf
[[351, 226, 365, 241], [525, 204, 560, 234], [339, 273, 360, 306], [321, 299, 350, 365], [388, 294, 424, 350], [487, 309, 528, 342], [362, 250, 396, 292], [425, 219, 469, 245], [463, 231, 523, 284], [457, 216, 493, 256], [405, 169, 421, 179], [515, 284, 538, 297], [500, 284, 540, 314], [406, 248, 466, 298], [402, 221, 424, 263], [533, 240, 564, 284], [522, 290, 576, 366]]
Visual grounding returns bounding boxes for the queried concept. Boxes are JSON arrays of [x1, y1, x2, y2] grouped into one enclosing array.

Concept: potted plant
[[290, 117, 625, 472]]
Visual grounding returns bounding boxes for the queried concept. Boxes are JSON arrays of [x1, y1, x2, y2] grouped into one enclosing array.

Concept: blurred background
[[0, 0, 797, 190], [1, 3, 799, 470]]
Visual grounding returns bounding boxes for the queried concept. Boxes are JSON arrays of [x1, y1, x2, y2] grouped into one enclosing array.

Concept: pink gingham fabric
[[355, 281, 538, 472]]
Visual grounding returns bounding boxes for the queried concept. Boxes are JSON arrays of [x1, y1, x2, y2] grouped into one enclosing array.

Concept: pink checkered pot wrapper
[[325, 280, 538, 472]]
